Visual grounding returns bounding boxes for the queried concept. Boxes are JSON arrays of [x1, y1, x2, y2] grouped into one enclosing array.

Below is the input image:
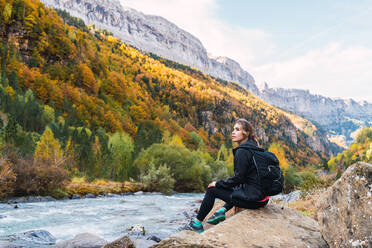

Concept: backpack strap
[[237, 147, 261, 186], [251, 155, 261, 186]]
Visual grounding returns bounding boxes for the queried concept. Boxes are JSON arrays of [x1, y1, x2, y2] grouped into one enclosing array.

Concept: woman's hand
[[208, 181, 216, 188]]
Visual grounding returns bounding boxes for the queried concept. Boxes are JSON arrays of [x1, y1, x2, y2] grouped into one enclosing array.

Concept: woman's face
[[232, 123, 248, 144]]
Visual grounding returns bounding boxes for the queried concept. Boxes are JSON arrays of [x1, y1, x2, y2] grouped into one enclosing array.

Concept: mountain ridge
[[40, 0, 258, 94], [40, 0, 371, 148]]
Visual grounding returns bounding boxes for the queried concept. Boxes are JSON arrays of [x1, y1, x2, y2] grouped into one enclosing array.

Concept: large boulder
[[153, 204, 327, 248], [104, 235, 134, 248], [8, 230, 56, 247], [53, 233, 107, 248], [316, 162, 372, 248]]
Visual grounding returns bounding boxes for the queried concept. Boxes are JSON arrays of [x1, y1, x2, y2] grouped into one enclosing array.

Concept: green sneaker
[[178, 220, 204, 233], [206, 211, 226, 225]]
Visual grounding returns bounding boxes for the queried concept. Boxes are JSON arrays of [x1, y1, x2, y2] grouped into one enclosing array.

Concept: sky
[[123, 0, 372, 103]]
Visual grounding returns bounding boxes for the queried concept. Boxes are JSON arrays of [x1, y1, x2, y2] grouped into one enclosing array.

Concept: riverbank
[[2, 177, 146, 203]]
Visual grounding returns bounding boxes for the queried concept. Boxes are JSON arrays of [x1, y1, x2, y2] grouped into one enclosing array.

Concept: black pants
[[196, 187, 269, 221]]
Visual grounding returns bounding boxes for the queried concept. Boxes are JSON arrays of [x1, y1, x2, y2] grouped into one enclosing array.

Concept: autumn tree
[[76, 63, 99, 94], [268, 142, 289, 174], [34, 127, 64, 166]]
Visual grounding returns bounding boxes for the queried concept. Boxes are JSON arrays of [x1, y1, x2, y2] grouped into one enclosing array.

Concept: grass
[[66, 179, 145, 196]]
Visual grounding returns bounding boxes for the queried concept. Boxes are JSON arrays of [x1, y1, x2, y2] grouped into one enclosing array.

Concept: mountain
[[0, 0, 334, 174], [39, 0, 372, 150], [40, 0, 258, 94], [258, 83, 372, 148]]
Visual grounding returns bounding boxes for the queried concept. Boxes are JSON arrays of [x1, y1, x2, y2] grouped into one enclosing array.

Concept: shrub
[[0, 158, 16, 199], [284, 165, 303, 192], [141, 163, 175, 194], [134, 143, 211, 192], [12, 159, 69, 196], [298, 169, 324, 192], [208, 160, 229, 181], [2, 146, 70, 196]]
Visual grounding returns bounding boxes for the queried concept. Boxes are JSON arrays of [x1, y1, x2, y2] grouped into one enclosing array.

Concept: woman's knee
[[205, 187, 217, 196]]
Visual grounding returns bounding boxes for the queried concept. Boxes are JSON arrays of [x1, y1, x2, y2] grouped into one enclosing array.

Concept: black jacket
[[216, 140, 265, 201]]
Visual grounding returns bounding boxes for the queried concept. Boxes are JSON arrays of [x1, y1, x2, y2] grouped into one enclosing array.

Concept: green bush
[[134, 143, 211, 192], [284, 165, 303, 192], [298, 170, 323, 192], [208, 160, 229, 181], [141, 163, 175, 194]]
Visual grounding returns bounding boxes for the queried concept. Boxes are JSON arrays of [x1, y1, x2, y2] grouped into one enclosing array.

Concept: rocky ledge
[[153, 204, 327, 248]]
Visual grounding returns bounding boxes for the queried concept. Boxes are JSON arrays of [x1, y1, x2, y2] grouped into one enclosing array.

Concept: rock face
[[316, 162, 372, 248], [40, 0, 257, 94], [153, 204, 327, 248], [259, 84, 372, 147]]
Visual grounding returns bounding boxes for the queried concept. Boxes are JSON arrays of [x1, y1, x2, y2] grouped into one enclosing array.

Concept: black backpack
[[242, 148, 284, 196]]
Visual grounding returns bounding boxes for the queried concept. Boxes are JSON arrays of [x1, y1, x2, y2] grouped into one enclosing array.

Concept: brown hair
[[235, 119, 258, 145]]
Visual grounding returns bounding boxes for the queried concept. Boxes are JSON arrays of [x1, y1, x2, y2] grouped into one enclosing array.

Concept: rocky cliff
[[153, 204, 327, 248], [259, 83, 372, 147], [317, 162, 372, 248], [40, 0, 258, 94]]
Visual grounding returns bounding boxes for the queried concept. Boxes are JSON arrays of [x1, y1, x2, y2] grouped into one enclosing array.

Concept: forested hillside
[[328, 126, 372, 174], [0, 0, 332, 196]]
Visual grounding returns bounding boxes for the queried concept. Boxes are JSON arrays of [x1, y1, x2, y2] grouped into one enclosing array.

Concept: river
[[0, 193, 204, 246]]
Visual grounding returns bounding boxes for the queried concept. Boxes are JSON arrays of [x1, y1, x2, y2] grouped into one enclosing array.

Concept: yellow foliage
[[4, 86, 15, 99], [107, 35, 119, 43], [268, 142, 289, 174], [2, 3, 12, 23], [34, 127, 64, 166], [169, 135, 184, 147], [71, 176, 86, 183]]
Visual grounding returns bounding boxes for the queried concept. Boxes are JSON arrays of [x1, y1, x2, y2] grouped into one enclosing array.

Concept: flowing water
[[0, 193, 204, 245]]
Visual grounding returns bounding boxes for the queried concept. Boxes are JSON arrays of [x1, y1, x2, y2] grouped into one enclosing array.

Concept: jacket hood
[[235, 140, 264, 152]]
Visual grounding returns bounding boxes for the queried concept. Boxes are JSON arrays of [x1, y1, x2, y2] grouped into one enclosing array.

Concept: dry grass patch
[[66, 179, 144, 196]]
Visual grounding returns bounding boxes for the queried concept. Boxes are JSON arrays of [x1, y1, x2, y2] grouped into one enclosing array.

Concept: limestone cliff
[[259, 83, 372, 147]]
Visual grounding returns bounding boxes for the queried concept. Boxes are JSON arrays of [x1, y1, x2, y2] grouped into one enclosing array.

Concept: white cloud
[[123, 0, 275, 67], [253, 43, 372, 102]]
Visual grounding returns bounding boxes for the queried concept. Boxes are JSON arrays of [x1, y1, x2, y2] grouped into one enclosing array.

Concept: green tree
[[108, 131, 134, 181]]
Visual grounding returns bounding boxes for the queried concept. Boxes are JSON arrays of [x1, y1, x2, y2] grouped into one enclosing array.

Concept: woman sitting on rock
[[180, 119, 270, 233]]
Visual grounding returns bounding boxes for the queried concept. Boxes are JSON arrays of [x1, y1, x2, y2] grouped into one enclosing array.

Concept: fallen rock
[[127, 224, 146, 236], [84, 193, 95, 198], [271, 190, 302, 203], [153, 204, 327, 248], [147, 235, 161, 243], [133, 239, 157, 248], [8, 230, 56, 247], [53, 233, 107, 248], [70, 194, 81, 200], [317, 162, 372, 248], [104, 235, 134, 248]]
